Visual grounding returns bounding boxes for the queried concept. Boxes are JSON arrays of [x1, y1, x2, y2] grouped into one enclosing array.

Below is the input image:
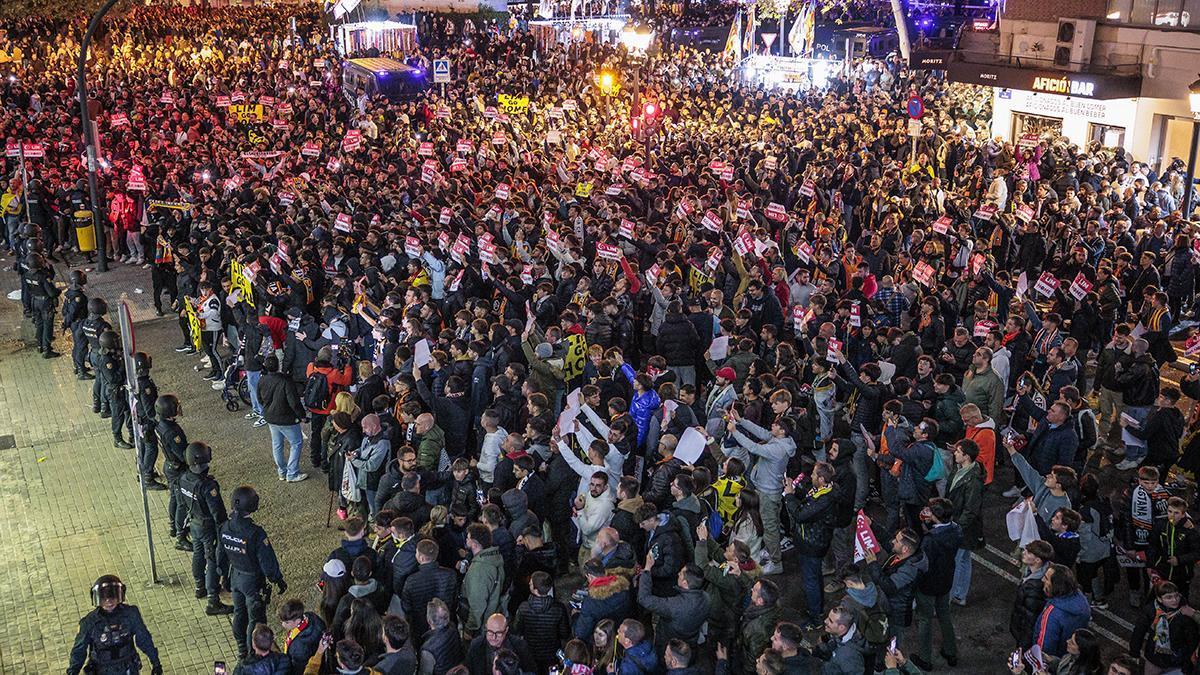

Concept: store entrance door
[[1012, 112, 1063, 139]]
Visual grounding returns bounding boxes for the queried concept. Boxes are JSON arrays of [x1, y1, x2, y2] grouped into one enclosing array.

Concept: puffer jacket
[[869, 550, 929, 629], [837, 361, 888, 434], [636, 570, 711, 646], [573, 573, 634, 639], [415, 424, 445, 472], [461, 546, 506, 633], [1033, 591, 1092, 657], [619, 363, 661, 448], [512, 594, 571, 670], [916, 522, 963, 597], [1117, 352, 1160, 406], [784, 482, 836, 557], [1009, 566, 1047, 648], [655, 312, 702, 366]]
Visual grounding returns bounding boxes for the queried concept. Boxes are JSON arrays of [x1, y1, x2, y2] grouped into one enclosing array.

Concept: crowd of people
[[9, 2, 1200, 674]]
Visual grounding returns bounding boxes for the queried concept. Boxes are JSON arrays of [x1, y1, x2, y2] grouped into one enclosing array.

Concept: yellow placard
[[185, 300, 203, 351], [229, 104, 265, 123], [248, 128, 267, 144], [229, 260, 254, 306], [497, 94, 530, 114], [563, 333, 588, 380], [574, 181, 593, 198], [688, 265, 714, 294]]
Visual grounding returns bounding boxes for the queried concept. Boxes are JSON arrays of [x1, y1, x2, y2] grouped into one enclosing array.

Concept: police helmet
[[155, 394, 180, 419], [98, 330, 119, 351], [185, 442, 212, 471], [133, 352, 152, 375], [87, 297, 109, 317], [69, 269, 88, 287], [18, 223, 37, 239], [91, 575, 126, 606], [231, 485, 260, 514]]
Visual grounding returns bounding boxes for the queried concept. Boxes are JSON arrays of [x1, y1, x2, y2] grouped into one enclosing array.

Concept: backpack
[[703, 498, 724, 541], [923, 443, 948, 483], [302, 369, 330, 410]]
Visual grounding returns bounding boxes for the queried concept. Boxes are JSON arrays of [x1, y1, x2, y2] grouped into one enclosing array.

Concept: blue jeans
[[1122, 405, 1151, 463], [950, 547, 972, 603], [798, 554, 824, 622], [269, 423, 303, 479], [246, 369, 263, 415]]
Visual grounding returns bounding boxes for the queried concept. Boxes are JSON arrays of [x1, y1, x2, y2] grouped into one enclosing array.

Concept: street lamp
[[1183, 76, 1200, 220]]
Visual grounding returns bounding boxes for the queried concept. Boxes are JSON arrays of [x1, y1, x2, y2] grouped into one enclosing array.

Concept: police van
[[341, 57, 427, 102]]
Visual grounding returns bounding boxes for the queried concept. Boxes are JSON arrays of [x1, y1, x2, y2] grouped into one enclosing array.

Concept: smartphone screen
[[887, 637, 897, 653]]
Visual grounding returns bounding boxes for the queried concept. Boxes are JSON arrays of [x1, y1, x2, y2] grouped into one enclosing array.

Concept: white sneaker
[[1002, 487, 1022, 498], [761, 561, 784, 575], [287, 473, 310, 483], [244, 412, 257, 419], [252, 418, 267, 428], [1115, 459, 1142, 471], [211, 381, 224, 390]]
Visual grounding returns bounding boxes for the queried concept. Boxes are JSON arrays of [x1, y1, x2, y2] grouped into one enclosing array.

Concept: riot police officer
[[217, 485, 287, 661], [67, 575, 163, 675], [27, 252, 60, 358], [132, 353, 166, 490], [15, 223, 38, 317], [155, 394, 191, 551], [82, 298, 113, 415], [61, 269, 93, 379], [97, 330, 133, 449], [179, 441, 233, 616]]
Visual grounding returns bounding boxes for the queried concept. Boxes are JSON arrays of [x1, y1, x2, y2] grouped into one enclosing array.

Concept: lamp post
[[77, 0, 120, 273], [1183, 77, 1200, 221], [619, 26, 654, 169]]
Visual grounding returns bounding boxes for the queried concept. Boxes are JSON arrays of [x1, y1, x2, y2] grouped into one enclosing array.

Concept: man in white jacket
[[477, 410, 508, 486], [573, 471, 615, 568]]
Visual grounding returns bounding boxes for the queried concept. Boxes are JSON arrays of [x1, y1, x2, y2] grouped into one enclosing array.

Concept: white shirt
[[477, 427, 508, 484]]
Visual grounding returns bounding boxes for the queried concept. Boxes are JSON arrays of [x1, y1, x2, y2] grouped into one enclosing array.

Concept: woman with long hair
[[343, 597, 385, 665], [322, 390, 361, 454], [728, 488, 765, 563], [590, 619, 617, 674]]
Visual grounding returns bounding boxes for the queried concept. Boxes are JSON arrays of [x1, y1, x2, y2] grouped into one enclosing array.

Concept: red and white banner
[[973, 319, 998, 339], [1068, 273, 1093, 301], [850, 303, 861, 327], [127, 165, 146, 191], [341, 130, 362, 153], [1015, 204, 1035, 223], [439, 208, 452, 226], [520, 265, 534, 285], [334, 213, 353, 232], [456, 139, 473, 154], [301, 142, 321, 157], [418, 141, 434, 156], [596, 242, 621, 261], [215, 96, 231, 107], [1186, 333, 1200, 356], [606, 183, 623, 196], [405, 236, 422, 258], [932, 216, 952, 235], [765, 202, 787, 222], [719, 165, 734, 182], [545, 229, 561, 251], [733, 230, 755, 257], [913, 261, 936, 287], [706, 247, 723, 271], [1034, 271, 1060, 298], [853, 510, 883, 561], [764, 156, 778, 171], [21, 142, 44, 158], [701, 210, 722, 232], [495, 183, 511, 200], [278, 191, 295, 206], [970, 252, 986, 276], [619, 219, 636, 240], [973, 204, 997, 221], [110, 113, 129, 128], [827, 338, 843, 363], [799, 180, 816, 198], [491, 130, 506, 146], [450, 158, 468, 173], [795, 241, 813, 264], [736, 199, 751, 220]]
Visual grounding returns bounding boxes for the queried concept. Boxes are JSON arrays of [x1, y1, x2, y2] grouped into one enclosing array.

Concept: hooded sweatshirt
[[1033, 590, 1092, 657], [730, 419, 796, 493]]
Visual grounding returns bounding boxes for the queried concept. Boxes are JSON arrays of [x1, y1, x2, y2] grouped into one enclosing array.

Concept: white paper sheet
[[674, 427, 707, 465], [708, 335, 730, 361], [414, 339, 432, 368]]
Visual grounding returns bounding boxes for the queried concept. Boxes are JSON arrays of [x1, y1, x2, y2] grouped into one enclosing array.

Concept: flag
[[801, 0, 817, 56], [724, 10, 743, 59], [743, 3, 756, 56], [788, 2, 808, 56]]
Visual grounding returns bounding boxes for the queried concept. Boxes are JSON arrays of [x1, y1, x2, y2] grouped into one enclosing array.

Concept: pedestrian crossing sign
[[433, 59, 451, 84]]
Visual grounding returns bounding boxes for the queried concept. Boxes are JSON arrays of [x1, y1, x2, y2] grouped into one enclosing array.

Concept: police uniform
[[16, 249, 34, 316], [157, 420, 189, 540], [179, 468, 227, 599], [28, 264, 59, 353], [218, 512, 284, 658], [61, 286, 89, 374], [67, 603, 162, 675], [98, 349, 131, 442], [134, 376, 159, 479], [82, 315, 113, 413]]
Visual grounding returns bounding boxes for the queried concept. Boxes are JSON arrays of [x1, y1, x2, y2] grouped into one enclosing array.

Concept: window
[[1107, 0, 1200, 26], [1088, 123, 1126, 148]]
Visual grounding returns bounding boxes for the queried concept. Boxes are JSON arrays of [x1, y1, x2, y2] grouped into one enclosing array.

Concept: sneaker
[[194, 587, 207, 599], [211, 381, 225, 390], [244, 412, 258, 420], [175, 344, 192, 352], [205, 599, 234, 616], [252, 418, 267, 428], [278, 474, 286, 481], [1092, 598, 1109, 610], [951, 596, 967, 607], [1002, 486, 1022, 498], [143, 478, 168, 491], [113, 438, 133, 449], [779, 536, 794, 552], [203, 373, 221, 381], [287, 473, 310, 483], [1115, 459, 1142, 471], [761, 561, 784, 575]]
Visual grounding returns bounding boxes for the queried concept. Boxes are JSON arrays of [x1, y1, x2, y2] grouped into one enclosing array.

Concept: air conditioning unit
[[1011, 35, 1047, 62], [1053, 18, 1096, 71]]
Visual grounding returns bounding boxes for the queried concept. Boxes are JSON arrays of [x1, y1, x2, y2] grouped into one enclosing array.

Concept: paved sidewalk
[[0, 297, 239, 672]]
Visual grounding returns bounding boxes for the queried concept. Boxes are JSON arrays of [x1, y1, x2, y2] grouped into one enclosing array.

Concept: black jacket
[[1009, 568, 1047, 648], [512, 594, 571, 671], [655, 312, 702, 366], [282, 612, 325, 675], [402, 562, 459, 637], [1130, 406, 1185, 469], [916, 523, 963, 596], [644, 518, 686, 597], [257, 371, 304, 425], [1117, 353, 1160, 407], [784, 483, 836, 557]]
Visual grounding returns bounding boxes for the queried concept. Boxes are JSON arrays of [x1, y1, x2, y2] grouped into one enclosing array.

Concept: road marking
[[981, 544, 1134, 631], [971, 551, 1128, 647]]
